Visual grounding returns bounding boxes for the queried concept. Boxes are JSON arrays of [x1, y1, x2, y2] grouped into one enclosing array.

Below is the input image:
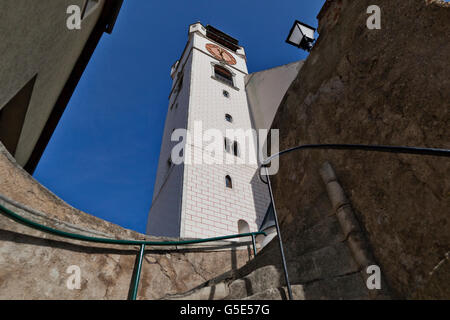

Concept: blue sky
[[34, 0, 325, 234]]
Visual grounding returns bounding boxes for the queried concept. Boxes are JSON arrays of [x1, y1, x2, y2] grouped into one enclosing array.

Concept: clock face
[[205, 43, 237, 65]]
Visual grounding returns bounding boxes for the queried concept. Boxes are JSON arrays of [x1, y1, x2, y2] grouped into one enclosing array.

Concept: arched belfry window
[[225, 175, 233, 189], [214, 65, 233, 87], [238, 220, 250, 237]]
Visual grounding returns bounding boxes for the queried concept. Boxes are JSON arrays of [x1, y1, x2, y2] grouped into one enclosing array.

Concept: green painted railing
[[0, 202, 266, 300]]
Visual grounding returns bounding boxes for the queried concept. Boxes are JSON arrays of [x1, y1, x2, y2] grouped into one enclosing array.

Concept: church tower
[[147, 23, 270, 238]]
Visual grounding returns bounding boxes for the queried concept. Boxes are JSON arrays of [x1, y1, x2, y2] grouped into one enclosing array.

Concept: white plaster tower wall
[[146, 39, 193, 237], [147, 23, 271, 238], [180, 24, 270, 238]]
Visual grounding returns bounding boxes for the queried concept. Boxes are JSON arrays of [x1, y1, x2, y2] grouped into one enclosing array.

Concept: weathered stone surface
[[162, 282, 229, 300], [243, 275, 372, 300], [230, 265, 283, 298], [0, 217, 251, 300], [303, 273, 370, 300], [269, 0, 450, 298], [163, 264, 285, 300], [244, 273, 372, 300], [0, 142, 251, 299], [282, 192, 335, 248], [413, 253, 450, 300], [243, 287, 286, 300], [288, 242, 360, 284], [1, 0, 448, 301], [227, 279, 248, 300], [220, 191, 344, 289], [285, 215, 345, 256], [243, 285, 307, 300]]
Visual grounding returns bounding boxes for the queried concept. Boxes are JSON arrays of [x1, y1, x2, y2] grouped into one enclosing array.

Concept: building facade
[[147, 23, 276, 238], [0, 0, 122, 173]]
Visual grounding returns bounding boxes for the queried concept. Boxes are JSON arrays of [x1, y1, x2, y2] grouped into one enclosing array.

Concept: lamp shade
[[286, 20, 316, 51]]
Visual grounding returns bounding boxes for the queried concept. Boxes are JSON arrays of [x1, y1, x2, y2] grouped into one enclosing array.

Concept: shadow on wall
[[248, 168, 271, 237]]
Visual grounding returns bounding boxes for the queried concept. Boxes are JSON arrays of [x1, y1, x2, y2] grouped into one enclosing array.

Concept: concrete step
[[286, 215, 345, 256], [287, 241, 360, 284], [165, 238, 362, 300], [285, 192, 334, 234], [299, 272, 371, 300], [238, 241, 366, 300], [162, 265, 283, 300], [243, 285, 305, 300], [226, 265, 282, 299], [162, 244, 368, 300], [161, 282, 229, 300], [243, 272, 371, 300], [232, 213, 346, 282], [243, 287, 288, 300], [161, 205, 369, 301]]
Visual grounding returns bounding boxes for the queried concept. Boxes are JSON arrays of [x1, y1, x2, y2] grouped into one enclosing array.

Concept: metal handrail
[[2, 144, 447, 300], [0, 202, 265, 300], [259, 143, 450, 300], [261, 144, 450, 167]]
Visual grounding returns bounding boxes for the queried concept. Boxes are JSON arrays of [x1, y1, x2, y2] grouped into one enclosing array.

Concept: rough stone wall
[[269, 0, 449, 299], [0, 142, 252, 299]]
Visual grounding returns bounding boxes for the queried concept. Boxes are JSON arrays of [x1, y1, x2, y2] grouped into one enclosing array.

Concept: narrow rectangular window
[[224, 138, 231, 153], [233, 141, 240, 157]]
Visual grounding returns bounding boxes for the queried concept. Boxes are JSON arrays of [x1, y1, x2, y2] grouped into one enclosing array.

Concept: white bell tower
[[147, 23, 270, 238]]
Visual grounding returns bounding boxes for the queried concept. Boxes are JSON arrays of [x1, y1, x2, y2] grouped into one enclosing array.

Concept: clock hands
[[214, 48, 225, 61], [219, 49, 232, 63], [206, 44, 236, 65]]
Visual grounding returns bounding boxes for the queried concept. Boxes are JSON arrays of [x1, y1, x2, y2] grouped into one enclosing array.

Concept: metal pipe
[[0, 202, 268, 301], [251, 234, 257, 257], [262, 144, 450, 167], [264, 166, 293, 300], [3, 144, 446, 300], [0, 202, 265, 246], [130, 244, 146, 300], [259, 143, 450, 184]]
